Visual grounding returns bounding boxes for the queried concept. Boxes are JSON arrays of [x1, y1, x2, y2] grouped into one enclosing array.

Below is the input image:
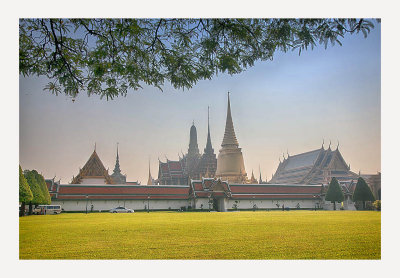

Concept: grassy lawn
[[19, 210, 380, 260]]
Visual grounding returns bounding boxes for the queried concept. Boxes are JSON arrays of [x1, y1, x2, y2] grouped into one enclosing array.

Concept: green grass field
[[19, 211, 380, 260]]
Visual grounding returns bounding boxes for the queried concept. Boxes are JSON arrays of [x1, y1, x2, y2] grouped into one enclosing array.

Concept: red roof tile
[[230, 184, 322, 194]]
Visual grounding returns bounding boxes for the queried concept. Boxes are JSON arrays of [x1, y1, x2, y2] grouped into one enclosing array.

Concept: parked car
[[109, 206, 134, 213]]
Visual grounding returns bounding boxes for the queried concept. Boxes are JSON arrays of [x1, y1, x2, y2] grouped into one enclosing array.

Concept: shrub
[[373, 200, 381, 211]]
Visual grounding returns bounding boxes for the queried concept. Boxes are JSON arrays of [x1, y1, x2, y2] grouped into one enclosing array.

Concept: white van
[[36, 205, 62, 215]]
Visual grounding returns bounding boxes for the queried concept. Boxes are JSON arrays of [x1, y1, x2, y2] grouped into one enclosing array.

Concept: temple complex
[[215, 93, 248, 183], [43, 91, 380, 212]]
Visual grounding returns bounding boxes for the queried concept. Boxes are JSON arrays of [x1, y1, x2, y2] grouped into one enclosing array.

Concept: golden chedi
[[215, 93, 247, 183]]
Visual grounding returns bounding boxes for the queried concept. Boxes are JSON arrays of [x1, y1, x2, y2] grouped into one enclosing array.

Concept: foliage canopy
[[353, 177, 375, 203], [325, 177, 344, 203], [19, 165, 33, 203], [24, 170, 44, 205], [33, 171, 52, 205], [19, 18, 378, 99]]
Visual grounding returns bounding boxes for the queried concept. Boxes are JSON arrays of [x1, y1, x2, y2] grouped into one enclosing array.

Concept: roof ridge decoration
[[221, 92, 239, 147]]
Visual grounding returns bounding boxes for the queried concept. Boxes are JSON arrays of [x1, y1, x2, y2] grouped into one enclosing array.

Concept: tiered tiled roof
[[71, 150, 113, 184], [270, 146, 358, 184], [230, 184, 322, 200], [189, 179, 322, 200], [190, 178, 231, 198], [157, 158, 188, 185], [52, 184, 190, 200]]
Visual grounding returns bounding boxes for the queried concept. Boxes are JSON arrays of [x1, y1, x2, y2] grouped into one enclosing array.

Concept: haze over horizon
[[19, 24, 381, 184]]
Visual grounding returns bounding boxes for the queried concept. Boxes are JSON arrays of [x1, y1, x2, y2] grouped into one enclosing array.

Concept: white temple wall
[[194, 198, 210, 210], [321, 196, 356, 210], [52, 199, 190, 212], [226, 199, 318, 210], [53, 198, 335, 212]]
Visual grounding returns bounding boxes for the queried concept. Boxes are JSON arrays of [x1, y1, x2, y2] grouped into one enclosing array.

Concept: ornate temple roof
[[284, 149, 321, 170], [158, 158, 187, 180], [71, 149, 113, 184], [270, 145, 358, 184]]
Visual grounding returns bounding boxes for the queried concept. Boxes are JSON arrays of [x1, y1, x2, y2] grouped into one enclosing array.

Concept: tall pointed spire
[[147, 158, 153, 185], [188, 122, 200, 157], [259, 165, 263, 183], [250, 169, 258, 184], [204, 106, 214, 154], [215, 92, 247, 183], [113, 143, 121, 175], [221, 92, 239, 147]]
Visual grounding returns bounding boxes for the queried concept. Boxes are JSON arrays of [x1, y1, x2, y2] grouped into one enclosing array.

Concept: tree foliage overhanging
[[19, 18, 378, 100]]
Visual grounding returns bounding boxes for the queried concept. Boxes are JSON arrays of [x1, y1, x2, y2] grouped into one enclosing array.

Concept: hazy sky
[[19, 24, 381, 184]]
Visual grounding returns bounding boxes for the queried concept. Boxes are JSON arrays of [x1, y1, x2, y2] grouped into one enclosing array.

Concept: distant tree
[[19, 18, 378, 100], [34, 172, 52, 205], [353, 177, 375, 210], [19, 165, 33, 217], [24, 170, 44, 214], [325, 177, 344, 210]]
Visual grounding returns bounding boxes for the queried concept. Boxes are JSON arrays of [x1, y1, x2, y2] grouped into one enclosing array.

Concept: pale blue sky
[[19, 24, 381, 184]]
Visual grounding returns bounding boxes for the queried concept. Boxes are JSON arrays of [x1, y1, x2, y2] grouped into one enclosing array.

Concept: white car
[[109, 206, 134, 213]]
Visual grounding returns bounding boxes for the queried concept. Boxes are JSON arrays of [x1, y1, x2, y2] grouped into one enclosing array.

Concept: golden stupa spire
[[221, 92, 239, 147]]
